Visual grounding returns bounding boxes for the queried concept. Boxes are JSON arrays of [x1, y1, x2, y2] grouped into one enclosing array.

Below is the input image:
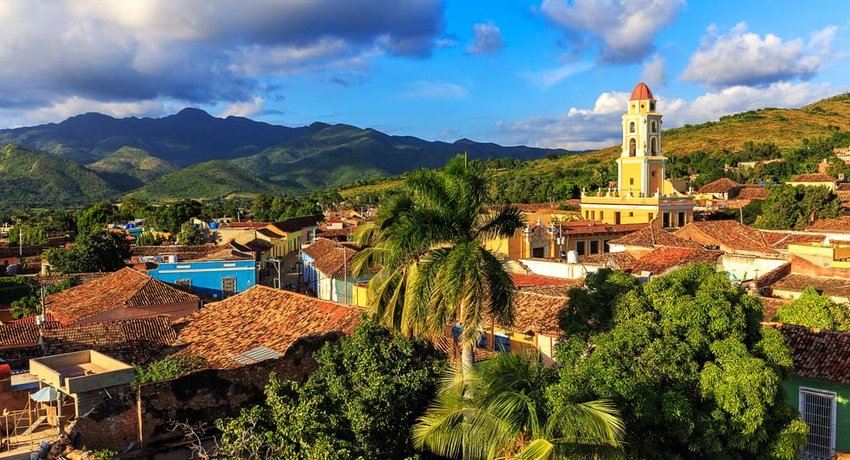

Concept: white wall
[[519, 259, 598, 279], [720, 254, 787, 282]]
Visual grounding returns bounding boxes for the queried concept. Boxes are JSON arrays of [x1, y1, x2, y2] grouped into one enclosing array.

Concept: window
[[591, 210, 595, 220], [576, 241, 586, 256], [532, 247, 544, 258], [629, 178, 634, 186], [650, 101, 656, 111], [599, 211, 604, 220], [589, 240, 599, 254], [628, 212, 634, 217], [175, 279, 192, 289], [800, 388, 836, 459], [629, 121, 635, 133], [221, 277, 237, 298], [651, 171, 656, 177], [662, 212, 670, 228], [651, 137, 657, 155], [651, 120, 657, 132], [603, 240, 611, 252], [585, 210, 590, 219], [629, 138, 636, 156], [678, 212, 686, 227]]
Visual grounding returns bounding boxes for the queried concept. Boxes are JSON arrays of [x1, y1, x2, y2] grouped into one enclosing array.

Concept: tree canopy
[[551, 265, 807, 459], [753, 185, 841, 230], [45, 230, 129, 273], [774, 285, 850, 330], [215, 320, 446, 459]]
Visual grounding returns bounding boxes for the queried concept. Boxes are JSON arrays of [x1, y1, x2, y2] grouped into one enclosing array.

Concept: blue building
[[148, 259, 257, 300]]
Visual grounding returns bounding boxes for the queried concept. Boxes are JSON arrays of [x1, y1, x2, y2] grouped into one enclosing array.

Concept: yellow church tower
[[580, 82, 694, 228]]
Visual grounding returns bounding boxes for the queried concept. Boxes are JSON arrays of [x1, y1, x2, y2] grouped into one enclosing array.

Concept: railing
[[0, 399, 59, 452]]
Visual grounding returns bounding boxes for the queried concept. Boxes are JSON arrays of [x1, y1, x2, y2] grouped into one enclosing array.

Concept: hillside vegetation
[[126, 160, 280, 201], [87, 146, 180, 190], [0, 144, 117, 208], [339, 93, 850, 203]]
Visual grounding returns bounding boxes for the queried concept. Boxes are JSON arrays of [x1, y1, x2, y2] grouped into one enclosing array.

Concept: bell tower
[[617, 82, 665, 197]]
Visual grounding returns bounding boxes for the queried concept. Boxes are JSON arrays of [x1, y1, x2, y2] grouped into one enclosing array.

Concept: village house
[[765, 240, 850, 303], [767, 323, 850, 459], [300, 238, 362, 303], [132, 244, 263, 299], [172, 285, 362, 369], [696, 177, 744, 201], [787, 173, 838, 191], [255, 214, 323, 259], [45, 268, 201, 324]]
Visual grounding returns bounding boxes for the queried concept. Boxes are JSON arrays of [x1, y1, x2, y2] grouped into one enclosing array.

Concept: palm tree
[[352, 157, 524, 368], [413, 353, 625, 460]]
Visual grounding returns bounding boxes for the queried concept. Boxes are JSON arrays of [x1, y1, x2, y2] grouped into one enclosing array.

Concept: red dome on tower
[[629, 82, 655, 101]]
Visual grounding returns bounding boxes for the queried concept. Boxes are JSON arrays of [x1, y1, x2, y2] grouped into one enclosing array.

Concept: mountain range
[[0, 108, 565, 206]]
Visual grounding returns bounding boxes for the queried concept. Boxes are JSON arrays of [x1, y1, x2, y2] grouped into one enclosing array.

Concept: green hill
[[87, 146, 180, 190], [126, 160, 281, 201], [0, 144, 117, 209]]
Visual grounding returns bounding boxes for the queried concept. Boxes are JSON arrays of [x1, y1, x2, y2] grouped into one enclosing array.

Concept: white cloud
[[495, 81, 838, 149], [467, 23, 504, 55], [681, 22, 830, 88], [0, 0, 445, 122], [521, 61, 594, 89], [11, 97, 167, 127], [399, 81, 469, 100], [540, 0, 683, 63], [219, 96, 265, 118], [641, 54, 666, 89]]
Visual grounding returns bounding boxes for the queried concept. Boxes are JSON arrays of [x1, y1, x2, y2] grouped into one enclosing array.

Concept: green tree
[[135, 231, 164, 246], [215, 320, 446, 459], [551, 265, 807, 459], [355, 156, 524, 369], [177, 222, 206, 245], [8, 225, 48, 245], [77, 201, 118, 236], [755, 185, 841, 230], [45, 230, 129, 273], [134, 356, 206, 384], [774, 285, 850, 330], [414, 352, 624, 459]]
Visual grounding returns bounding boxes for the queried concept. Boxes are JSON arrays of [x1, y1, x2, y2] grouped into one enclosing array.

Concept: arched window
[[651, 137, 657, 155], [650, 101, 656, 111], [651, 121, 657, 133], [629, 138, 636, 156], [629, 121, 635, 133]]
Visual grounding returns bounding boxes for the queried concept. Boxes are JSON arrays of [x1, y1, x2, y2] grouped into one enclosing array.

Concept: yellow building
[[580, 82, 695, 228]]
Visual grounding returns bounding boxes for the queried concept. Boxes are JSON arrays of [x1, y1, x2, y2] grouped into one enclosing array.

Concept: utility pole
[[18, 221, 23, 261]]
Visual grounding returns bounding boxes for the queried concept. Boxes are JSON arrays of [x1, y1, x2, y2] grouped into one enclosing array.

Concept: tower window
[[629, 121, 635, 133], [640, 104, 645, 110], [629, 178, 634, 186], [629, 138, 636, 156], [650, 101, 656, 111], [651, 137, 657, 155], [651, 121, 657, 133], [651, 171, 656, 177]]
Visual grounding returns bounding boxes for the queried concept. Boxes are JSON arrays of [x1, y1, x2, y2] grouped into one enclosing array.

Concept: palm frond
[[475, 204, 525, 242], [514, 438, 555, 460]]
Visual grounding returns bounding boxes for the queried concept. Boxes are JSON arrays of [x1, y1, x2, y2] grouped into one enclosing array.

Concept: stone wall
[[72, 332, 340, 454]]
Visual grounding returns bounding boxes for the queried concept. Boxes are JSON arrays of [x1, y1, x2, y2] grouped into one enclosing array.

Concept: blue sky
[[0, 0, 847, 150]]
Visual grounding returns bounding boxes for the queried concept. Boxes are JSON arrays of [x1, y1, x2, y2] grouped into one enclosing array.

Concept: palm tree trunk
[[461, 342, 475, 374]]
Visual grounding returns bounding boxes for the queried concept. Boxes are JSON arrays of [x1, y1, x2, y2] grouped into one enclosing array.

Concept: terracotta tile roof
[[189, 246, 254, 261], [807, 216, 850, 234], [313, 246, 359, 277], [698, 177, 743, 194], [676, 220, 777, 254], [302, 238, 339, 261], [628, 247, 722, 275], [760, 231, 826, 250], [131, 244, 223, 260], [735, 185, 771, 200], [317, 227, 354, 238], [46, 267, 200, 324], [175, 285, 362, 369], [759, 297, 790, 321], [7, 313, 57, 324], [33, 272, 109, 286], [509, 286, 571, 336], [788, 173, 836, 183], [578, 251, 637, 269], [510, 274, 580, 288], [222, 222, 271, 229], [0, 316, 177, 368], [765, 322, 850, 384], [229, 238, 273, 254], [270, 214, 323, 233], [256, 227, 282, 238], [770, 274, 850, 299], [609, 225, 704, 249]]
